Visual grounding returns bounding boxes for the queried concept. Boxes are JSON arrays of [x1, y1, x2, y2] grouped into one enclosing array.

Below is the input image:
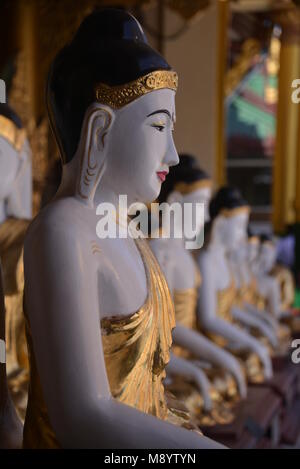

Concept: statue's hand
[[225, 358, 247, 399], [251, 342, 273, 380], [191, 367, 212, 412]]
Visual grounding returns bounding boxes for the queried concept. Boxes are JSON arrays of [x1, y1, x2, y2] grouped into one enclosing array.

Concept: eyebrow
[[147, 109, 172, 119]]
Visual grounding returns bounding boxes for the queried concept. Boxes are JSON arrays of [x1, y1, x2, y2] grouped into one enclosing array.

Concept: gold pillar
[[273, 11, 300, 232], [15, 0, 39, 121], [215, 0, 229, 186]]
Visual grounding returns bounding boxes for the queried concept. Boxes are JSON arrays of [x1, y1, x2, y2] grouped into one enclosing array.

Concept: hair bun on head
[[47, 8, 174, 164], [209, 186, 249, 221]]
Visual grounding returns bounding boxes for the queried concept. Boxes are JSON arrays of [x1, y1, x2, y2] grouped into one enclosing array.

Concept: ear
[[166, 190, 183, 205], [76, 105, 115, 206]]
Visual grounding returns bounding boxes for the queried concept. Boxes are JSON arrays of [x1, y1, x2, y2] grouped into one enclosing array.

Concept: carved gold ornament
[[174, 179, 212, 195], [95, 70, 178, 109], [0, 116, 26, 152]]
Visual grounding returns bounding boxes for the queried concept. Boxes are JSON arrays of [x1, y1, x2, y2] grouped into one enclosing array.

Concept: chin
[[142, 183, 161, 204]]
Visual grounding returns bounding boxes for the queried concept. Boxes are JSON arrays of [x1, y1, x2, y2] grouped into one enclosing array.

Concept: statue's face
[[0, 138, 19, 201], [103, 89, 178, 204], [217, 211, 249, 251], [259, 243, 276, 274]]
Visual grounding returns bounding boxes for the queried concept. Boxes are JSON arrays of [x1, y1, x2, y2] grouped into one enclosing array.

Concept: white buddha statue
[[0, 103, 32, 423], [197, 187, 273, 382], [254, 236, 291, 349], [227, 228, 279, 349], [149, 155, 247, 426], [233, 233, 279, 335], [22, 9, 223, 449]]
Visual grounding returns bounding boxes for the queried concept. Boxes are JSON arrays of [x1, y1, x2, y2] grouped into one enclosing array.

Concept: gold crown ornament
[[95, 70, 178, 109]]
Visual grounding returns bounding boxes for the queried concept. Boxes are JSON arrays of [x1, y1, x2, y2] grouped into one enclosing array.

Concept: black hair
[[47, 8, 172, 164], [209, 186, 248, 221], [260, 233, 273, 244], [0, 103, 23, 129], [157, 153, 210, 204]]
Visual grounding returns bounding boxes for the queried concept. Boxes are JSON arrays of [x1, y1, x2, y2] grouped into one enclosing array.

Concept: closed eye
[[151, 124, 165, 132]]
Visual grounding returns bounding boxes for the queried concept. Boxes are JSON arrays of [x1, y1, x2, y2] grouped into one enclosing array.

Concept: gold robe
[[0, 218, 29, 420], [205, 277, 264, 384], [23, 238, 196, 448], [270, 264, 295, 312], [169, 267, 237, 427]]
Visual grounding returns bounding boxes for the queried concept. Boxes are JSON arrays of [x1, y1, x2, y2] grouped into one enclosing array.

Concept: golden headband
[[249, 236, 259, 244], [0, 115, 26, 152], [262, 240, 274, 248], [174, 179, 212, 195], [95, 70, 178, 109], [220, 206, 250, 218]]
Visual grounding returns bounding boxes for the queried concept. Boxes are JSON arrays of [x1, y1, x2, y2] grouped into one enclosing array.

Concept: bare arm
[[167, 353, 212, 411], [197, 253, 272, 380], [231, 306, 278, 348], [24, 221, 223, 449], [172, 325, 247, 398]]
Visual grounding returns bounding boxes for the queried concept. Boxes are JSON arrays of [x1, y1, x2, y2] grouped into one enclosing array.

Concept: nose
[[163, 134, 179, 168]]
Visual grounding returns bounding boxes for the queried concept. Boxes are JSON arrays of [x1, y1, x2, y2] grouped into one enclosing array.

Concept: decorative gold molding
[[95, 70, 178, 109], [273, 32, 300, 231], [9, 52, 49, 215], [225, 38, 261, 98]]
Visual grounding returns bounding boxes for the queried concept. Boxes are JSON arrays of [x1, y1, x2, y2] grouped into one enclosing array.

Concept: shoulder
[[25, 197, 89, 255]]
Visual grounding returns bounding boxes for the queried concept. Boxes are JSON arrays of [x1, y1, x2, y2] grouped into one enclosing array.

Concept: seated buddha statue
[[197, 187, 273, 383], [242, 232, 278, 331], [0, 261, 23, 448], [0, 103, 32, 420], [22, 9, 223, 448], [255, 236, 291, 349], [150, 155, 247, 427], [227, 227, 278, 350]]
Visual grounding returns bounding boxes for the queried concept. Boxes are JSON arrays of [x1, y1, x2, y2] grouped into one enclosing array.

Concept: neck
[[0, 201, 6, 225]]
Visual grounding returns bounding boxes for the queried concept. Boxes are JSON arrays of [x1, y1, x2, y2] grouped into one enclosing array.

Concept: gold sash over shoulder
[[101, 238, 175, 419], [205, 278, 236, 348], [23, 238, 196, 448]]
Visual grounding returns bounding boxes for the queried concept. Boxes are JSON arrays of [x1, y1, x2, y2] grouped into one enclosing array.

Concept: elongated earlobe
[[76, 106, 114, 205]]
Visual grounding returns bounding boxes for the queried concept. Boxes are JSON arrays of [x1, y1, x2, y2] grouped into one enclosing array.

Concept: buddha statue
[[227, 223, 279, 350], [150, 155, 247, 427], [0, 103, 32, 420], [22, 9, 223, 448], [254, 236, 291, 349], [238, 232, 279, 335], [197, 187, 273, 383], [257, 236, 295, 316], [0, 262, 23, 448]]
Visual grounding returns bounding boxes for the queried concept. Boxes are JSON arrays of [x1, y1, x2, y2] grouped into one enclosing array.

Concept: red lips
[[157, 171, 168, 182]]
